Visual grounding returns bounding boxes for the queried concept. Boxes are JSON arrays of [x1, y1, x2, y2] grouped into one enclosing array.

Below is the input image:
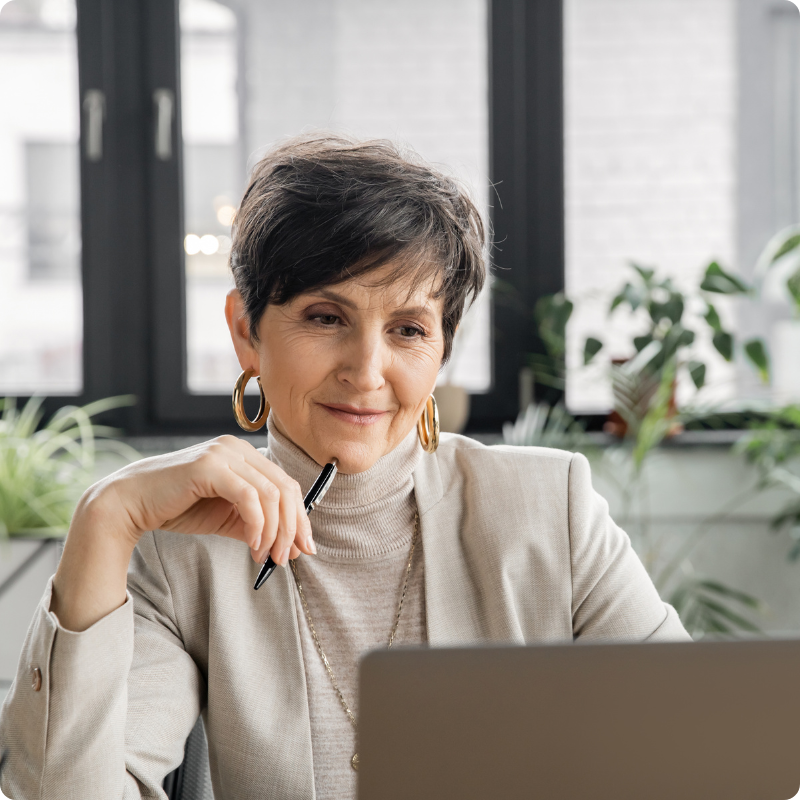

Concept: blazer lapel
[[414, 450, 490, 646]]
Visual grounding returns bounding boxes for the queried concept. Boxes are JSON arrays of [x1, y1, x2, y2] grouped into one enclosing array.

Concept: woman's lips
[[320, 403, 388, 425]]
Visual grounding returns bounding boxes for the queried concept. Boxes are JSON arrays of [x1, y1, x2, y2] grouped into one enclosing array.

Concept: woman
[[0, 134, 689, 800]]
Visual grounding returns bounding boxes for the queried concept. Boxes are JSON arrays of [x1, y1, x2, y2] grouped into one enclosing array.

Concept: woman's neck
[[265, 415, 422, 558]]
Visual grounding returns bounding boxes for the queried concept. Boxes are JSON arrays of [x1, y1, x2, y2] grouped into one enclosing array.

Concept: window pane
[[770, 6, 800, 404], [0, 0, 82, 395], [565, 0, 739, 412], [180, 0, 489, 394]]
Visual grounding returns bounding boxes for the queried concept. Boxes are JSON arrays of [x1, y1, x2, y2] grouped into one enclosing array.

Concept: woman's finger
[[204, 437, 315, 563], [225, 459, 281, 555], [193, 462, 266, 549], [266, 474, 305, 565], [228, 439, 315, 558], [235, 469, 308, 566]]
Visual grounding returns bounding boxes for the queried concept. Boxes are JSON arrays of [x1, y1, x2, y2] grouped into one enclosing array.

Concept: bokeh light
[[216, 205, 235, 226], [199, 234, 219, 255], [184, 233, 201, 255]]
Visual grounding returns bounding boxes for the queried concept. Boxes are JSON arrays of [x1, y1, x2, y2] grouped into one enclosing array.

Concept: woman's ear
[[225, 289, 260, 372]]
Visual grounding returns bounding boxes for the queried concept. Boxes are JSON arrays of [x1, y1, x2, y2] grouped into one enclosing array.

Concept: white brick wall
[[564, 0, 739, 411]]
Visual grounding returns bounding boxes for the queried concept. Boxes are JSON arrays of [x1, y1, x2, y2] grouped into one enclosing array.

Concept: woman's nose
[[338, 333, 387, 393]]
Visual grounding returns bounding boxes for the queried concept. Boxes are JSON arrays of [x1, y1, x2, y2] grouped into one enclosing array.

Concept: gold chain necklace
[[290, 512, 419, 772]]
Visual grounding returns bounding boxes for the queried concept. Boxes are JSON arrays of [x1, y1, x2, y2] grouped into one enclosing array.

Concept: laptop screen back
[[359, 641, 800, 800]]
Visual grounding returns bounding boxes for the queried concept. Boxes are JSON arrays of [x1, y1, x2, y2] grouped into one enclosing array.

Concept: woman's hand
[[52, 436, 314, 632], [112, 435, 314, 563]]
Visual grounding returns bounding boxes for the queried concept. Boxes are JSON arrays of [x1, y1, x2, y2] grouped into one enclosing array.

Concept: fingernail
[[307, 535, 317, 555], [279, 546, 291, 566]]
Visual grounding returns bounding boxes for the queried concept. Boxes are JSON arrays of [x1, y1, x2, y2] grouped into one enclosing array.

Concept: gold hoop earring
[[417, 395, 440, 453], [232, 369, 269, 432]]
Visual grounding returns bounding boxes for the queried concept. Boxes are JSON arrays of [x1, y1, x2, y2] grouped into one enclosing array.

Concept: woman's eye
[[397, 325, 424, 338], [316, 314, 339, 326]]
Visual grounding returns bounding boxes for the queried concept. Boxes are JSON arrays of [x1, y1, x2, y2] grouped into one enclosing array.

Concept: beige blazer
[[0, 435, 688, 799]]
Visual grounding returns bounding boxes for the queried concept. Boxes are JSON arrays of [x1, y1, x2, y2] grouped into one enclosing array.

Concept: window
[[0, 0, 82, 395], [564, 0, 738, 413], [179, 0, 491, 396], [565, 0, 800, 415], [768, 4, 800, 403], [0, 0, 561, 433]]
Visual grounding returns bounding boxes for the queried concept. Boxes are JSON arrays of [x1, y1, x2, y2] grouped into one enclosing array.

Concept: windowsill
[[120, 427, 750, 454]]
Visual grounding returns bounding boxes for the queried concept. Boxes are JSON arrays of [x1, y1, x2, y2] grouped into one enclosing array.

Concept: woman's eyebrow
[[311, 289, 435, 321], [388, 305, 435, 323], [311, 288, 358, 309]]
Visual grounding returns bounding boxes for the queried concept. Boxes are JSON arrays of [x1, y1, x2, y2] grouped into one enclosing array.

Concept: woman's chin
[[303, 436, 384, 475], [324, 442, 382, 475]]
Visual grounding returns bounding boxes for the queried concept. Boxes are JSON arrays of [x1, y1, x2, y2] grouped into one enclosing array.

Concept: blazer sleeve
[[0, 532, 204, 800], [567, 452, 690, 642]]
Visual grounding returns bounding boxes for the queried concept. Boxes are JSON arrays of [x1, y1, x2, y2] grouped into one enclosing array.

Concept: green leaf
[[659, 324, 695, 365], [744, 338, 770, 383], [676, 326, 696, 348], [630, 263, 655, 284], [712, 330, 734, 361], [0, 395, 138, 537], [502, 402, 593, 452], [669, 576, 764, 638], [700, 261, 751, 295], [697, 579, 764, 610], [609, 291, 627, 314], [704, 303, 723, 332], [772, 233, 800, 263], [583, 337, 603, 365], [528, 353, 565, 391], [771, 501, 800, 532], [665, 294, 684, 324], [633, 334, 653, 352], [535, 293, 573, 359], [610, 282, 644, 314], [687, 360, 706, 389], [649, 293, 684, 326], [787, 266, 800, 311]]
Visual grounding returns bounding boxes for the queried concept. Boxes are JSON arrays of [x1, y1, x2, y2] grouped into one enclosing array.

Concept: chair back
[[163, 717, 214, 800]]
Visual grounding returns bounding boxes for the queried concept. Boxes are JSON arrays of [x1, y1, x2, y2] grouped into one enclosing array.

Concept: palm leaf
[[669, 577, 764, 638]]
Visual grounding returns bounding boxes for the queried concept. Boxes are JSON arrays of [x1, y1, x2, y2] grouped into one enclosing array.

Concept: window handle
[[153, 89, 175, 161], [82, 89, 105, 162]]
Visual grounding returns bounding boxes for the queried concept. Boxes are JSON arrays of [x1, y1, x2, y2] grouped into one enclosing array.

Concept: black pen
[[253, 459, 338, 590]]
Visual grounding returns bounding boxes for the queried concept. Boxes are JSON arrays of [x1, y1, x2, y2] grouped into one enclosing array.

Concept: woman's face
[[226, 263, 445, 474]]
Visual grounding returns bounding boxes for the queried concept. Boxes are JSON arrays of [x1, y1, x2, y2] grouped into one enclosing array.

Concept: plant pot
[[433, 384, 471, 434]]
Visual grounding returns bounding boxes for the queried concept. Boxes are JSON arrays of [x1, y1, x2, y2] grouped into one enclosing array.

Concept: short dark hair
[[230, 133, 486, 363]]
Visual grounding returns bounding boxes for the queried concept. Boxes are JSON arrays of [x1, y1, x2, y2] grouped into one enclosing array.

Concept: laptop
[[358, 640, 800, 800]]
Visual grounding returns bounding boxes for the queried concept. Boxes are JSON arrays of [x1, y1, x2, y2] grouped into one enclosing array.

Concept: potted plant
[[0, 395, 137, 599], [507, 260, 773, 638], [580, 261, 769, 435]]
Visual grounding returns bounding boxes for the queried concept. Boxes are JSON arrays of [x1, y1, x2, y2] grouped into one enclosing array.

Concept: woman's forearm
[[51, 482, 141, 632]]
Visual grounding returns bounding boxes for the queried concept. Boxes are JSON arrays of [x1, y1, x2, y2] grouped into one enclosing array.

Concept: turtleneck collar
[[263, 414, 423, 558]]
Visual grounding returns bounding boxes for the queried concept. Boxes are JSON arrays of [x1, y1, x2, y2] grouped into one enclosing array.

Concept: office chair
[[163, 717, 214, 800]]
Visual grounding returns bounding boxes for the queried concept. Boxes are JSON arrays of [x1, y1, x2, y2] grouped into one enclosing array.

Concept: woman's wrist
[[51, 483, 142, 632]]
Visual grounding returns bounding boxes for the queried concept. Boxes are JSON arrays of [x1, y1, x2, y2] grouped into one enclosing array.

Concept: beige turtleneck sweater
[[265, 416, 428, 800]]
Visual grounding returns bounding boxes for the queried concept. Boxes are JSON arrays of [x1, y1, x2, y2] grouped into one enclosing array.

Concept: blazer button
[[30, 666, 42, 692]]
